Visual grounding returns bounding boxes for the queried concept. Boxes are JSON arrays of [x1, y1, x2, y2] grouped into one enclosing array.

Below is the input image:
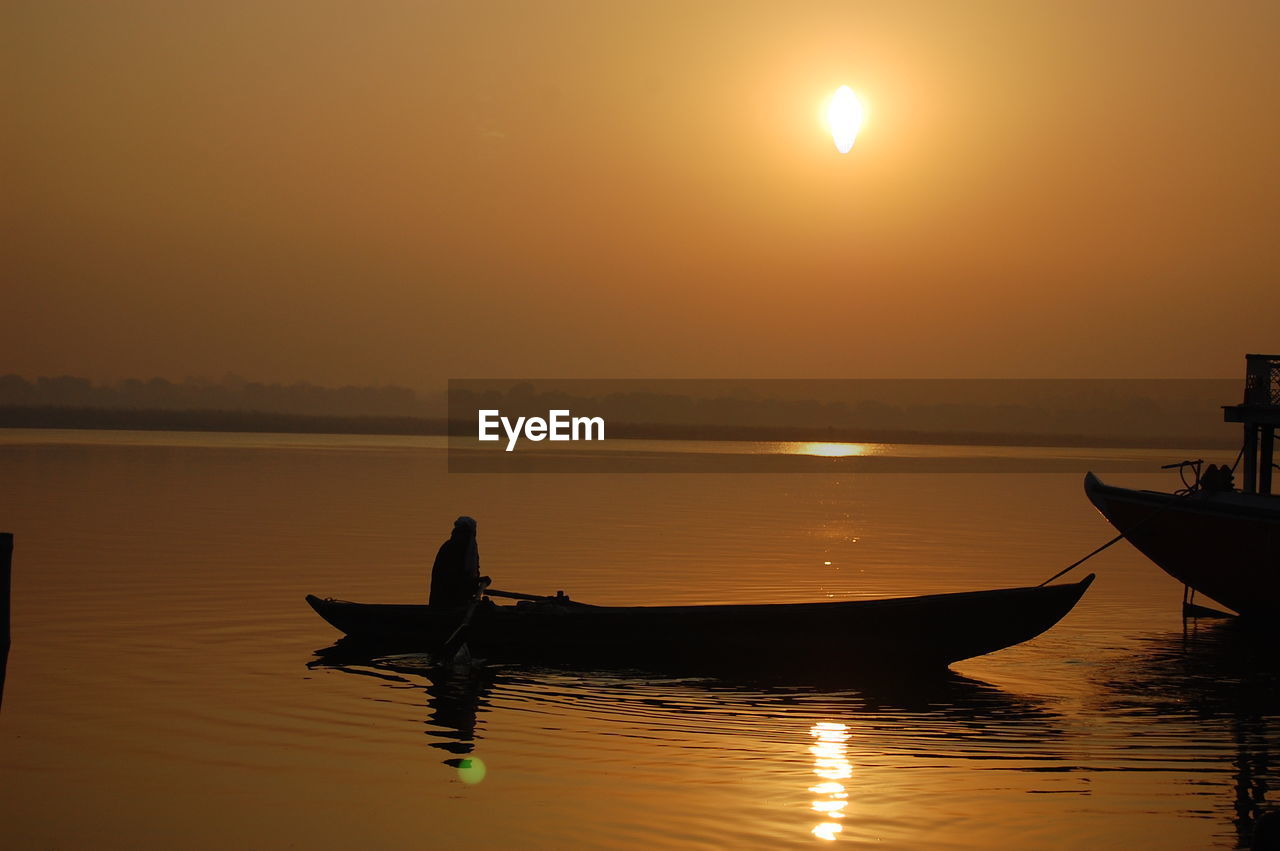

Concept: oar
[[436, 577, 492, 665], [485, 588, 549, 603], [487, 588, 597, 608]]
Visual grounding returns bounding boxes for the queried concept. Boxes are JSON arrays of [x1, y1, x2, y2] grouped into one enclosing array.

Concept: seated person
[[430, 516, 489, 607]]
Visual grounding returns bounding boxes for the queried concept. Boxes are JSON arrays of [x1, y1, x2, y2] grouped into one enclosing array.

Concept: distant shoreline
[[0, 405, 1237, 450]]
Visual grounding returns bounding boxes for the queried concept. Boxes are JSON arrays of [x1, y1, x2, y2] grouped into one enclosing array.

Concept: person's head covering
[[454, 516, 477, 533]]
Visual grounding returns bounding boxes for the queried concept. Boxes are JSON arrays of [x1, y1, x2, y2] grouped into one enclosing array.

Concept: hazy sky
[[4, 1, 1277, 387]]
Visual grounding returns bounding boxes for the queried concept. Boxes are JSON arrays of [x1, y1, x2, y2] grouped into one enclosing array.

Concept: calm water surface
[[0, 430, 1275, 849]]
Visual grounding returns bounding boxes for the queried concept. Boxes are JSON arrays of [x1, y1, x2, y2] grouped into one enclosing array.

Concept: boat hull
[[306, 577, 1094, 672], [1084, 472, 1280, 619]]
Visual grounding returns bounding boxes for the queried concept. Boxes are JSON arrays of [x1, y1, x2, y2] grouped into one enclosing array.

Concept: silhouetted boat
[[1085, 472, 1280, 619], [1084, 355, 1280, 620], [306, 575, 1094, 671]]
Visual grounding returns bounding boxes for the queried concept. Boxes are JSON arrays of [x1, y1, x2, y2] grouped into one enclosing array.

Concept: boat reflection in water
[[1090, 621, 1280, 848], [809, 721, 852, 841], [309, 642, 1068, 844]]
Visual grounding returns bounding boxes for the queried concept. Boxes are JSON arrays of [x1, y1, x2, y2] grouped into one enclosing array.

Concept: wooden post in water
[[1, 533, 10, 712], [1, 533, 10, 654]]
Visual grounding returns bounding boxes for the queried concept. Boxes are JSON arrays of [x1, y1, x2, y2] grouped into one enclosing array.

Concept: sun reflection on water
[[787, 442, 882, 458], [809, 722, 852, 841]]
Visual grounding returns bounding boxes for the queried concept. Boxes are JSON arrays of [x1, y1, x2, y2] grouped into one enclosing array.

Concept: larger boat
[[1085, 354, 1280, 619]]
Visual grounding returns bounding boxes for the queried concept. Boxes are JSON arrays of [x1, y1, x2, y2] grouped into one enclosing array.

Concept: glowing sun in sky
[[826, 86, 865, 153]]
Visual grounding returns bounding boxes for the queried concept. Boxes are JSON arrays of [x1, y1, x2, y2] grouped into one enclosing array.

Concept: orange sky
[[4, 1, 1277, 387]]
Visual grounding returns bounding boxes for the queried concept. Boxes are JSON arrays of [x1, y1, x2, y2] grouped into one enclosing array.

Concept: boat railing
[[1243, 354, 1280, 408]]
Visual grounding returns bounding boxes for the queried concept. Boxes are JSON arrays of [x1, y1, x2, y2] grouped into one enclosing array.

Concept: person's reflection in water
[[308, 644, 495, 768], [424, 665, 493, 760]]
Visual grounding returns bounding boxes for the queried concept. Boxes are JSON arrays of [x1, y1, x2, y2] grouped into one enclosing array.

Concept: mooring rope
[[1037, 530, 1130, 587], [1038, 472, 1203, 587]]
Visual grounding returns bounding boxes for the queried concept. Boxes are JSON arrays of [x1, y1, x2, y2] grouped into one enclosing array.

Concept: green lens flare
[[456, 757, 487, 785]]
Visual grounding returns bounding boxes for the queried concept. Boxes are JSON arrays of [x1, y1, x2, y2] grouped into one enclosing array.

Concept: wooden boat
[[1084, 354, 1280, 620], [306, 575, 1094, 672], [1084, 471, 1280, 619]]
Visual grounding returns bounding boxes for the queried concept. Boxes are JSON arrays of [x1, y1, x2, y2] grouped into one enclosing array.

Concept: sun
[[826, 86, 865, 154]]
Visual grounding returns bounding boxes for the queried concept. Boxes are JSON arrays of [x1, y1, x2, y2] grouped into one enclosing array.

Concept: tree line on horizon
[[0, 374, 441, 417], [0, 374, 1240, 446]]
